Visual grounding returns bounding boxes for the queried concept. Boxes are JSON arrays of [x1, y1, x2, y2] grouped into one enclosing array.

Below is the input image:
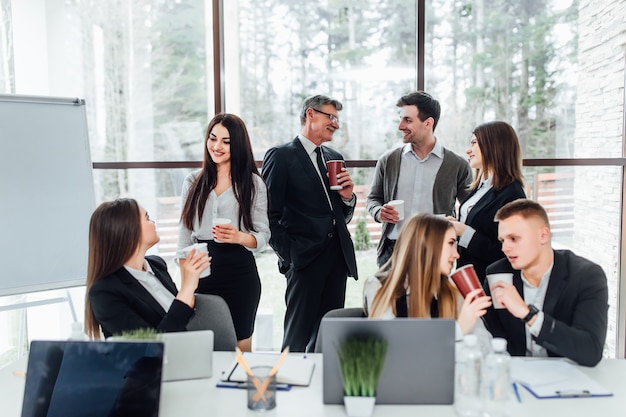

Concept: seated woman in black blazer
[[85, 198, 210, 339], [448, 121, 526, 281]]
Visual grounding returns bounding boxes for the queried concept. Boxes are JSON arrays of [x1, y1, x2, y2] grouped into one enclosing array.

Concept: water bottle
[[68, 321, 89, 341], [454, 334, 483, 417], [482, 338, 511, 417]]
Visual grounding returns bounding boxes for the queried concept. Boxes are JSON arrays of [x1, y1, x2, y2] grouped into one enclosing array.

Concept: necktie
[[315, 147, 330, 189]]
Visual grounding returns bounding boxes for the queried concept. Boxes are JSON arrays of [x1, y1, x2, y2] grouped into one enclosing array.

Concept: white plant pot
[[343, 396, 375, 417]]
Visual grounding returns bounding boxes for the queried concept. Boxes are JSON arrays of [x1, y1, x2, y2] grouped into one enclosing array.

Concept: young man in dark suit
[[261, 95, 358, 352], [483, 198, 608, 366]]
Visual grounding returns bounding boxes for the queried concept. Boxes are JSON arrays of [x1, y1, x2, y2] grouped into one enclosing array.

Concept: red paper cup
[[326, 160, 344, 190], [450, 264, 486, 299]]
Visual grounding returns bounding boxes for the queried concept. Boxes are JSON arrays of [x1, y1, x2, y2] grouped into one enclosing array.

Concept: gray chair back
[[314, 307, 365, 353], [186, 293, 237, 351]]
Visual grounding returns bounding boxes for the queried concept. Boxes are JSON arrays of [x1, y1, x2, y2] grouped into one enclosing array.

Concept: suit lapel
[[465, 188, 496, 225], [542, 250, 567, 316], [118, 266, 168, 314]]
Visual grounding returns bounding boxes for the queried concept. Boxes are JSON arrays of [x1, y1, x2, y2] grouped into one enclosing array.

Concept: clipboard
[[511, 358, 612, 399], [221, 352, 315, 386]]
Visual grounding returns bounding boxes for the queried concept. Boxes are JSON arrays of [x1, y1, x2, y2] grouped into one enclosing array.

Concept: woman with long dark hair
[[178, 113, 269, 352], [85, 198, 209, 339], [448, 121, 526, 281]]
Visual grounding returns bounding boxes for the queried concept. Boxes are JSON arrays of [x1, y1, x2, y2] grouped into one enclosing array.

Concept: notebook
[[221, 352, 315, 386], [320, 317, 456, 404], [160, 330, 214, 381], [21, 340, 164, 417]]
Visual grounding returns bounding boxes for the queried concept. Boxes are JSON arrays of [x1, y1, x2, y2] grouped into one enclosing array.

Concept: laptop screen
[[320, 318, 456, 405], [21, 340, 164, 417]]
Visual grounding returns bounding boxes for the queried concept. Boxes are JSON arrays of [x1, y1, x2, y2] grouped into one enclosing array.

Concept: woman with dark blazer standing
[[178, 113, 270, 352], [85, 198, 210, 339], [448, 121, 526, 281]]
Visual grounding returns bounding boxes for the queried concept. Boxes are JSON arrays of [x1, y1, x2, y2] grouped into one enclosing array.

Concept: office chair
[[314, 307, 366, 353], [186, 294, 237, 351]]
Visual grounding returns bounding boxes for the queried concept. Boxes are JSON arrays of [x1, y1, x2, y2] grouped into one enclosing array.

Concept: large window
[[0, 0, 624, 363]]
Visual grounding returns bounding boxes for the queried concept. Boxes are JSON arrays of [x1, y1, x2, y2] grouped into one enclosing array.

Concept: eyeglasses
[[311, 108, 341, 127]]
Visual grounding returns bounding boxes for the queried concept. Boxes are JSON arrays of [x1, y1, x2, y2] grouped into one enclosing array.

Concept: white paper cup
[[180, 242, 210, 278], [486, 273, 513, 309], [387, 200, 405, 221], [213, 218, 232, 243]]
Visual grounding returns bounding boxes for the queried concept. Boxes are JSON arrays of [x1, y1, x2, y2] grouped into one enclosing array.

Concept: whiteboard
[[0, 94, 95, 296]]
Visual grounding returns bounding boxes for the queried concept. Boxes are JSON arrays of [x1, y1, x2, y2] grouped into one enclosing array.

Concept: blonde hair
[[369, 213, 459, 319]]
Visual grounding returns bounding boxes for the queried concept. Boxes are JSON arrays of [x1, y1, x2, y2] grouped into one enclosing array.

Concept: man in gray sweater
[[367, 91, 472, 266]]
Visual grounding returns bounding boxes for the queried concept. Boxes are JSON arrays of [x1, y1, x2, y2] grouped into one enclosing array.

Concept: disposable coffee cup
[[387, 199, 405, 221], [247, 365, 276, 411], [212, 218, 232, 243], [486, 273, 513, 309], [450, 264, 485, 299], [326, 160, 344, 191], [180, 242, 210, 278]]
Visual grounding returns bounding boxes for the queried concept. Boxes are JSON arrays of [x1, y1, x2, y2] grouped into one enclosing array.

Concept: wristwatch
[[522, 304, 539, 323]]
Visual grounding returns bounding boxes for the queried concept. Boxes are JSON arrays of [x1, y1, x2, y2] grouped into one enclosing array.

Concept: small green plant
[[353, 213, 371, 251], [338, 337, 388, 397], [114, 328, 159, 340]]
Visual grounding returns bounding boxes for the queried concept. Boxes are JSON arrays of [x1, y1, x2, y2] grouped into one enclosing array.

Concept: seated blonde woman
[[364, 213, 491, 340]]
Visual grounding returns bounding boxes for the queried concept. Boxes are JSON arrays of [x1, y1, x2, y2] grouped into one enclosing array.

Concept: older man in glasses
[[262, 94, 358, 353]]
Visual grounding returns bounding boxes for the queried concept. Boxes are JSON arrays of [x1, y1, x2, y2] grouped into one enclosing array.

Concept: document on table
[[221, 352, 316, 386], [510, 358, 612, 399]]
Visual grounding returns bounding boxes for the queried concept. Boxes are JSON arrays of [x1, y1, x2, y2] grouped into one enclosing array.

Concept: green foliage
[[354, 213, 371, 251], [115, 328, 159, 341], [338, 337, 388, 397]]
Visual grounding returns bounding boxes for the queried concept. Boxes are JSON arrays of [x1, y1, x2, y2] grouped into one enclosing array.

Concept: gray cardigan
[[366, 145, 472, 257]]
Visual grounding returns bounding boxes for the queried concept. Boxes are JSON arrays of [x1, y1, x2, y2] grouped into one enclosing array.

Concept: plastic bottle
[[68, 321, 89, 341], [482, 338, 511, 417], [454, 334, 483, 417]]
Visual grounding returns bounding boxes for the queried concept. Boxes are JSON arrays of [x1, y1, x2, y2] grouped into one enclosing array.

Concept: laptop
[[320, 317, 456, 405], [21, 340, 164, 417], [160, 330, 214, 381]]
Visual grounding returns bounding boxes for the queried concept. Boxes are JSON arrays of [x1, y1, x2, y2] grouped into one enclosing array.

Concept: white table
[[2, 352, 626, 416]]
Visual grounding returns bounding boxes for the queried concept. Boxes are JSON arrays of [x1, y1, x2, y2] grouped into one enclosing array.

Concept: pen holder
[[247, 366, 277, 411]]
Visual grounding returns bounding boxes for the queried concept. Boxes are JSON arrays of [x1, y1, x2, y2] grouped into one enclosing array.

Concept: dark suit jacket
[[89, 255, 194, 338], [482, 250, 608, 366], [457, 180, 526, 280], [261, 137, 358, 278]]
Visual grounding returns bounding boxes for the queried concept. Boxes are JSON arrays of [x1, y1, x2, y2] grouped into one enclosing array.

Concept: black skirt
[[196, 240, 261, 340]]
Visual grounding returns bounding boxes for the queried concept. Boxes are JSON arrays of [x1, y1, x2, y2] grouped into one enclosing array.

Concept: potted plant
[[338, 337, 388, 417]]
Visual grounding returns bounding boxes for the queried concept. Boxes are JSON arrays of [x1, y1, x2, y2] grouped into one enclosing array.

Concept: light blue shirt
[[388, 141, 444, 240]]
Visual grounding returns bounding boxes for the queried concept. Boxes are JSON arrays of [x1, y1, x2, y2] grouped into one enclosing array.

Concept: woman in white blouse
[[364, 213, 491, 339], [447, 121, 526, 281], [178, 113, 270, 352]]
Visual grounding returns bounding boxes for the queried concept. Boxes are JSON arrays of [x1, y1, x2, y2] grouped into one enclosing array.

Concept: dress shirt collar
[[298, 134, 320, 156], [124, 259, 156, 282], [402, 138, 444, 160]]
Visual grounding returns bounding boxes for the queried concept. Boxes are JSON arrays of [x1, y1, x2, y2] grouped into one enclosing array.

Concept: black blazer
[[482, 250, 608, 366], [261, 137, 358, 278], [457, 180, 526, 280], [89, 255, 194, 338]]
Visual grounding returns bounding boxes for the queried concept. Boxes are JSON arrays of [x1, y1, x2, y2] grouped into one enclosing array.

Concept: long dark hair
[[85, 198, 141, 339], [181, 113, 259, 232], [470, 121, 524, 190]]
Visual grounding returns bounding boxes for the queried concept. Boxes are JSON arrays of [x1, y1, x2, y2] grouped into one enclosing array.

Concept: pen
[[512, 382, 522, 403]]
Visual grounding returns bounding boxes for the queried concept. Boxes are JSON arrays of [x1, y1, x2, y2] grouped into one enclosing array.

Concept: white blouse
[[176, 170, 270, 257]]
